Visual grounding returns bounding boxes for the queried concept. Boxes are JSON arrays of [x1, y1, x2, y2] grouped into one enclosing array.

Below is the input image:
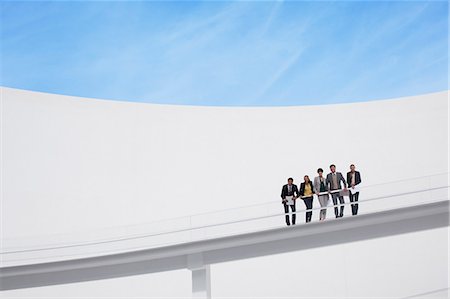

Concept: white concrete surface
[[0, 87, 448, 298]]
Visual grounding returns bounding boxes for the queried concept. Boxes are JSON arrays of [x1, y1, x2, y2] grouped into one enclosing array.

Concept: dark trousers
[[349, 191, 360, 215], [283, 203, 296, 225], [303, 196, 313, 223], [331, 192, 345, 217]]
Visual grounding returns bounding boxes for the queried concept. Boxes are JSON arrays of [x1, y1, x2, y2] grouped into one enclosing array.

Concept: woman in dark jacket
[[299, 175, 315, 223]]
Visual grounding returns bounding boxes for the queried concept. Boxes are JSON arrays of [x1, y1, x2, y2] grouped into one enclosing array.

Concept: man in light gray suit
[[326, 164, 347, 218]]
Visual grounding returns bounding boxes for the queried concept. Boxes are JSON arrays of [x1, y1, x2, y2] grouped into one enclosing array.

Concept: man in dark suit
[[326, 164, 347, 218], [347, 164, 362, 215], [281, 177, 299, 226]]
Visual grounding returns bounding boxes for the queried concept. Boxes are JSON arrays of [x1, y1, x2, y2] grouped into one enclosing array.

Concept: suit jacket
[[347, 171, 361, 188], [299, 181, 315, 197], [314, 176, 328, 193], [326, 172, 346, 190], [281, 184, 299, 202]]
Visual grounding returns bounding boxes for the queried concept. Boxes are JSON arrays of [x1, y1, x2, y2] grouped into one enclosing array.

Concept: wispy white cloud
[[1, 1, 447, 105], [253, 43, 307, 103], [258, 0, 284, 38]]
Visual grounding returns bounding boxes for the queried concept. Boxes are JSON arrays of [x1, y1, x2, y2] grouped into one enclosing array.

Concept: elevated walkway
[[1, 174, 449, 297]]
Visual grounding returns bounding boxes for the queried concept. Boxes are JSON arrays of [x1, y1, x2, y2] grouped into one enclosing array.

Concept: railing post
[[187, 253, 211, 299]]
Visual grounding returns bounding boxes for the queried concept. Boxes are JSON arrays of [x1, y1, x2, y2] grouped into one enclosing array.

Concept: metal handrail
[[2, 185, 448, 255], [6, 172, 446, 245]]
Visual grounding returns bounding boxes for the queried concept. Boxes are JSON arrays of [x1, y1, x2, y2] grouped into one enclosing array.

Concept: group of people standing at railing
[[281, 164, 362, 226]]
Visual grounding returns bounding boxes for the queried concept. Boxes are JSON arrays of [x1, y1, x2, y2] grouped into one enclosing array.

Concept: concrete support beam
[[188, 253, 211, 299], [191, 265, 211, 299]]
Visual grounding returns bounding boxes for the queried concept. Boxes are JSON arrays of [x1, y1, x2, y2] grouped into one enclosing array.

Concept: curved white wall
[[2, 87, 448, 238], [1, 87, 448, 298]]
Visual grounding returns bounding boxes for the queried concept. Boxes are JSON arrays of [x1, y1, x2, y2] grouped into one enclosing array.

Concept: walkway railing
[[1, 172, 448, 266]]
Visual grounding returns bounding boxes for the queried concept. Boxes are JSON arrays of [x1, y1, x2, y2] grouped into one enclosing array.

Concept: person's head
[[330, 164, 336, 173], [304, 175, 310, 183], [350, 164, 355, 172], [317, 168, 323, 176], [287, 177, 293, 185]]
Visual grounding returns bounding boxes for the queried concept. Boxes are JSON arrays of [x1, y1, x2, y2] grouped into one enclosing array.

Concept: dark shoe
[[339, 214, 343, 218]]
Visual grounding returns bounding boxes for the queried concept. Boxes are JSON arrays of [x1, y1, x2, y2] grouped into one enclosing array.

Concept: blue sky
[[1, 1, 448, 106]]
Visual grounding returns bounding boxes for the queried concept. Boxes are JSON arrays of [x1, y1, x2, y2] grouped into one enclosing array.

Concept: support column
[[187, 253, 211, 299], [191, 265, 211, 298]]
